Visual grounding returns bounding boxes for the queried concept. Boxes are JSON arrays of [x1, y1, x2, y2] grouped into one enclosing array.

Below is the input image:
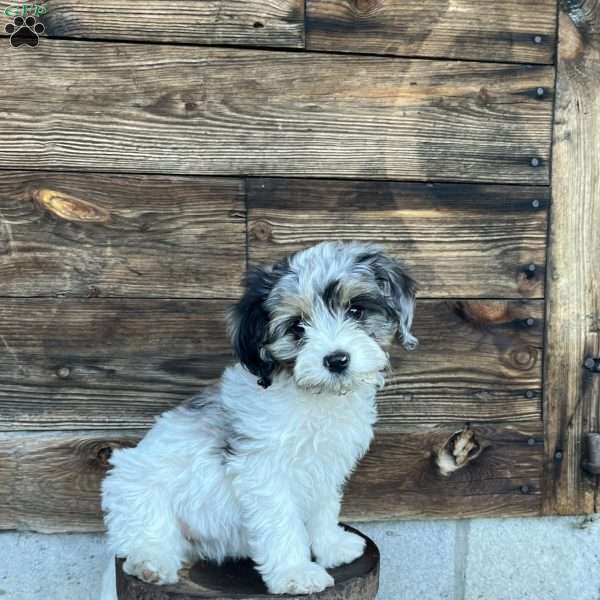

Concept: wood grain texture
[[0, 42, 554, 183], [2, 0, 304, 48], [344, 423, 543, 520], [381, 300, 544, 426], [0, 172, 245, 298], [307, 0, 557, 64], [0, 431, 140, 532], [0, 299, 232, 431], [543, 1, 600, 515], [0, 423, 542, 532], [0, 299, 542, 431], [247, 179, 548, 298]]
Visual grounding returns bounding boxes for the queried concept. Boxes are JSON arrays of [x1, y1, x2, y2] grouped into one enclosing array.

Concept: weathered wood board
[[307, 0, 557, 64], [344, 423, 543, 520], [247, 179, 548, 298], [543, 2, 600, 515], [2, 0, 555, 64], [0, 172, 245, 298], [0, 431, 140, 532], [0, 423, 542, 532], [0, 300, 231, 431], [0, 299, 542, 431], [26, 0, 305, 48], [0, 42, 554, 183], [381, 300, 544, 426]]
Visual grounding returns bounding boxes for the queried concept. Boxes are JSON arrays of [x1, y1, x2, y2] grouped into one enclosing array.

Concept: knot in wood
[[252, 221, 272, 242], [511, 347, 536, 369], [97, 446, 113, 467], [353, 0, 383, 15]]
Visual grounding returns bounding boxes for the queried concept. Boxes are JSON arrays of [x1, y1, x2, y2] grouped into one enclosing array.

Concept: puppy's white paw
[[123, 557, 179, 585], [267, 562, 334, 595], [314, 529, 366, 569]]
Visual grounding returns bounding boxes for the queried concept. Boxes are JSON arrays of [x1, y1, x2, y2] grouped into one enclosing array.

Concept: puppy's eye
[[348, 305, 365, 320], [287, 319, 304, 340]]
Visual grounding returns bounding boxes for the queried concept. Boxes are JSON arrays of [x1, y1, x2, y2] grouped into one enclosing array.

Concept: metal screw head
[[530, 157, 540, 167], [528, 263, 537, 272], [532, 199, 540, 208], [57, 367, 71, 379], [555, 450, 563, 461], [536, 87, 545, 97], [527, 438, 536, 446], [584, 357, 597, 370], [526, 318, 535, 327], [525, 390, 535, 399], [533, 35, 543, 44], [520, 484, 530, 494]]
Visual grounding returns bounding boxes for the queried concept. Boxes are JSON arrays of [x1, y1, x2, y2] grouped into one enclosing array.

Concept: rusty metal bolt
[[583, 357, 600, 372], [583, 433, 600, 474]]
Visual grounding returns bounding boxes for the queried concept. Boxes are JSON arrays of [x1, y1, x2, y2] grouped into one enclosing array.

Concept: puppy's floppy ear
[[227, 265, 283, 388], [366, 251, 418, 350]]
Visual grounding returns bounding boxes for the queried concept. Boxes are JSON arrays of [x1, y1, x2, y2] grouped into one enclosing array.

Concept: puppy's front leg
[[236, 477, 334, 594], [307, 493, 366, 569]]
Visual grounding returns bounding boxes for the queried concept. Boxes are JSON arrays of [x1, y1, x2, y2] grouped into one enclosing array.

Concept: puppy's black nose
[[323, 351, 350, 373]]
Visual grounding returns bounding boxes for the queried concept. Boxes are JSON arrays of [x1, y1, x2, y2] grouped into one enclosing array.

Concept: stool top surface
[[117, 524, 379, 599]]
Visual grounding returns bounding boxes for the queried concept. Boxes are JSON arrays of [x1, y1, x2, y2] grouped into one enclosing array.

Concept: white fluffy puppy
[[101, 241, 417, 596]]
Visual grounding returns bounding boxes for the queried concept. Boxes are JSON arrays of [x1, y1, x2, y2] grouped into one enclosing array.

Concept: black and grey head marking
[[228, 242, 417, 389], [355, 250, 418, 350], [227, 258, 291, 388]]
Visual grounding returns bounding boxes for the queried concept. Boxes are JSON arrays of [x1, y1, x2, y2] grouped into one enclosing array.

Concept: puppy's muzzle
[[323, 351, 350, 374]]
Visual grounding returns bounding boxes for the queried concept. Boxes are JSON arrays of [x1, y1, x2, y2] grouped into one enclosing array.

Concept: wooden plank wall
[[0, 0, 563, 531]]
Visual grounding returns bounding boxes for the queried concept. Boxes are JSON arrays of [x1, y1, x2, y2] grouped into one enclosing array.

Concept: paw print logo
[[5, 15, 45, 48]]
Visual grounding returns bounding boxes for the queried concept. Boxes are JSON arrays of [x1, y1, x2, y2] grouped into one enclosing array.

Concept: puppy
[[101, 241, 417, 596]]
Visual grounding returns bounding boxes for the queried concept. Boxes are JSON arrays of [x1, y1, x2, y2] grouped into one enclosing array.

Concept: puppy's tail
[[100, 557, 117, 600]]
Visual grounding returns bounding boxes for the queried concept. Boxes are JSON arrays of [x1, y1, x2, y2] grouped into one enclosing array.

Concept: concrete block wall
[[1, 517, 599, 600]]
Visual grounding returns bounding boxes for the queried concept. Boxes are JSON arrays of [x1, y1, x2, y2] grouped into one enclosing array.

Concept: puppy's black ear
[[366, 251, 418, 350], [227, 266, 282, 388]]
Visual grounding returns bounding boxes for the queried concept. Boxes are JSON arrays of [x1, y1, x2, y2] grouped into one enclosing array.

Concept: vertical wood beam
[[544, 0, 600, 514]]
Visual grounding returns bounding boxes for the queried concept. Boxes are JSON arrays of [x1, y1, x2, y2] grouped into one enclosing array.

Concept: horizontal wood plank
[[0, 42, 554, 183], [28, 0, 304, 48], [307, 0, 557, 64], [0, 172, 245, 298], [0, 423, 542, 531], [381, 299, 544, 426], [247, 179, 548, 298], [0, 300, 232, 431], [0, 431, 140, 532], [0, 299, 542, 431], [344, 423, 543, 520]]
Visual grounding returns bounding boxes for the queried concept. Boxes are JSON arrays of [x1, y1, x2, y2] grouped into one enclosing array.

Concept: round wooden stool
[[116, 525, 379, 599]]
